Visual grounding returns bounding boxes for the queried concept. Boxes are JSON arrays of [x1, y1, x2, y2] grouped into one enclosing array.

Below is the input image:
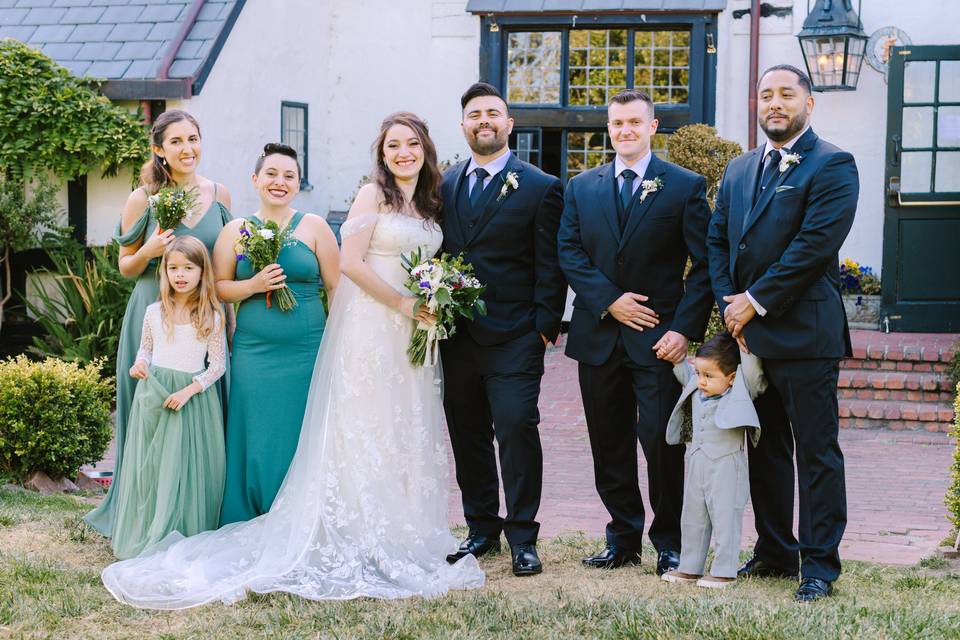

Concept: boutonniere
[[497, 171, 519, 202], [638, 176, 663, 203], [779, 152, 801, 173]]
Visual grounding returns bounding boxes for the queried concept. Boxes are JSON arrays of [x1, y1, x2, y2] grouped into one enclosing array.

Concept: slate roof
[[465, 0, 727, 11], [0, 0, 245, 98]]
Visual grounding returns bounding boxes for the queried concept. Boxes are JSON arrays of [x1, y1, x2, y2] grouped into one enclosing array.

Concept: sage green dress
[[219, 211, 327, 525], [84, 191, 231, 537]]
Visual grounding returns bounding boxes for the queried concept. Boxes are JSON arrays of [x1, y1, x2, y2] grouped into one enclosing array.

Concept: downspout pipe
[[747, 0, 761, 150], [158, 0, 205, 98]]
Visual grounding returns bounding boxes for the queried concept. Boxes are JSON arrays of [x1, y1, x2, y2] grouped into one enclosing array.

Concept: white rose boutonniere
[[639, 176, 664, 203], [779, 152, 802, 173], [497, 171, 520, 202]]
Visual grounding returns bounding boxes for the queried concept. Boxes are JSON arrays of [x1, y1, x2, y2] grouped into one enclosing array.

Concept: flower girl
[[110, 236, 227, 559]]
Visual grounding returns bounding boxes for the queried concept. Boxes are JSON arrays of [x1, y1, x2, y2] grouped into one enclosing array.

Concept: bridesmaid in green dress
[[85, 110, 232, 537], [213, 143, 340, 524]]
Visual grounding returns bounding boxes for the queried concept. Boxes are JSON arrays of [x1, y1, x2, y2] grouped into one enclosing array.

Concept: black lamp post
[[797, 0, 868, 91]]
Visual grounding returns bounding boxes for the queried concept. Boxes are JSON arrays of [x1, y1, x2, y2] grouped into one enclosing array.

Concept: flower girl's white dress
[[101, 213, 484, 608]]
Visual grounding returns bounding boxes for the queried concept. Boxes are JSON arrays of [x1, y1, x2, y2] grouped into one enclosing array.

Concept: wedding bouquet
[[149, 185, 199, 231], [401, 250, 487, 367], [234, 219, 298, 311]]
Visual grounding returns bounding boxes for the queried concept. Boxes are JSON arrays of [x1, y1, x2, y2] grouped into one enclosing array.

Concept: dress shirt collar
[[466, 149, 512, 180], [615, 151, 653, 180]]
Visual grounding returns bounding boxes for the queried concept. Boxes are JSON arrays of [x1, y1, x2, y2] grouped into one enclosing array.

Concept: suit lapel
[[449, 160, 471, 244], [619, 154, 667, 251], [465, 155, 524, 244], [740, 128, 818, 240], [735, 147, 765, 236], [596, 163, 621, 243]]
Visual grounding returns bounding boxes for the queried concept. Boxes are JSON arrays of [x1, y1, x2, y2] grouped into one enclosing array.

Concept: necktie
[[754, 148, 783, 205], [469, 168, 489, 209], [619, 168, 637, 231]]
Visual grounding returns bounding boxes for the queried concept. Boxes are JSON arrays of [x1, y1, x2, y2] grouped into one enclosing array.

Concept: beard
[[466, 125, 509, 156], [759, 111, 808, 143]]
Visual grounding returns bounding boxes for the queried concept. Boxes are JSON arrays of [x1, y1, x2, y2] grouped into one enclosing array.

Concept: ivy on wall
[[0, 38, 148, 179]]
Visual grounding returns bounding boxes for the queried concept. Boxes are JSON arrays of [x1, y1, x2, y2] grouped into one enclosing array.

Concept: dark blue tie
[[470, 168, 489, 209], [754, 148, 783, 206], [619, 169, 637, 231]]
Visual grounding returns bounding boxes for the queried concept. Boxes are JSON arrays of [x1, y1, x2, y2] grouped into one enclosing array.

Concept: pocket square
[[774, 185, 796, 193]]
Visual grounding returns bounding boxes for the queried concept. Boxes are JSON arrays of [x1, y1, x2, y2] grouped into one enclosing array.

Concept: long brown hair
[[371, 112, 442, 222], [139, 109, 202, 195], [158, 236, 220, 340]]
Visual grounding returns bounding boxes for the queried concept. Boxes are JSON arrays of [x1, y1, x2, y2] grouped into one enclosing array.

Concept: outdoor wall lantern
[[797, 0, 868, 91]]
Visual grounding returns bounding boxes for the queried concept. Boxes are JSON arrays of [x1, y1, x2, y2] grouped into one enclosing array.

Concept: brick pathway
[[88, 342, 956, 566]]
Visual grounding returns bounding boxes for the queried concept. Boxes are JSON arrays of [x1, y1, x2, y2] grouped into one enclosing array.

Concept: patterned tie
[[469, 167, 490, 209], [754, 148, 783, 205], [619, 168, 637, 231]]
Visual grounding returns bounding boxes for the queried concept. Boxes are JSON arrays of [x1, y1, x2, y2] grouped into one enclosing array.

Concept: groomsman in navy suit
[[559, 89, 714, 576], [707, 65, 858, 602], [441, 83, 566, 577]]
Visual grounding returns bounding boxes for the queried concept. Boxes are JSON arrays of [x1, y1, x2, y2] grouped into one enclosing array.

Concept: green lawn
[[2, 485, 960, 639]]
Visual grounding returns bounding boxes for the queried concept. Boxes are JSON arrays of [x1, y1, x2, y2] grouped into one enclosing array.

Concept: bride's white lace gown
[[101, 213, 484, 608]]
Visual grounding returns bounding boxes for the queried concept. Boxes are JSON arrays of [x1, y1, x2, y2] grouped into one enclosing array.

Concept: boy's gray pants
[[677, 448, 750, 578]]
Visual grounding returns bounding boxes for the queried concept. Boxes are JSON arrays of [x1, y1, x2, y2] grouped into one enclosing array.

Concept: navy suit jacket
[[440, 153, 566, 346], [559, 154, 714, 367], [707, 127, 858, 359]]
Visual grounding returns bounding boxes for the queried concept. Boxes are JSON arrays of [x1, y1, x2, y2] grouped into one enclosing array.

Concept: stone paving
[[88, 341, 956, 567]]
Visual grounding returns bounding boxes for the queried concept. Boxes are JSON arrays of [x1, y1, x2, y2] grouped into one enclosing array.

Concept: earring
[[160, 157, 167, 166]]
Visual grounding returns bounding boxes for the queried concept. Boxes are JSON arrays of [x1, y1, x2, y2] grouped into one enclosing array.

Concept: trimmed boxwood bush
[[0, 356, 112, 481]]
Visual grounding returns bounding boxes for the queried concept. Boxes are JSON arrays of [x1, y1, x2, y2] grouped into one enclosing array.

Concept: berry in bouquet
[[401, 249, 487, 367], [149, 185, 199, 231], [234, 219, 298, 311]]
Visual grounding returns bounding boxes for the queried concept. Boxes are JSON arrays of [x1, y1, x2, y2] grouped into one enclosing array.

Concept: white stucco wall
[[183, 0, 479, 219], [716, 0, 960, 274]]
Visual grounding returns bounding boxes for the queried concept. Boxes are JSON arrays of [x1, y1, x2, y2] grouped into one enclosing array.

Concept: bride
[[101, 112, 485, 608]]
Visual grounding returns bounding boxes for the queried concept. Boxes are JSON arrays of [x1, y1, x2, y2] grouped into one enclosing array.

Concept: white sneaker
[[661, 570, 701, 584], [696, 575, 736, 589]]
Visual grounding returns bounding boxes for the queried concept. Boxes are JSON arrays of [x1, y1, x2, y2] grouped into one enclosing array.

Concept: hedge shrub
[[946, 383, 960, 532], [0, 356, 112, 481]]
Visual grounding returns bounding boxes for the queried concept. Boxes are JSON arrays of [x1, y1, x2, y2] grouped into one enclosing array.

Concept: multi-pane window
[[510, 129, 541, 165], [568, 29, 627, 106], [634, 30, 690, 104], [281, 102, 308, 187], [507, 32, 562, 104]]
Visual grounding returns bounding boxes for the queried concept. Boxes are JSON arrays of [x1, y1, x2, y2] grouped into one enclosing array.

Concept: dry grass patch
[[3, 486, 960, 639]]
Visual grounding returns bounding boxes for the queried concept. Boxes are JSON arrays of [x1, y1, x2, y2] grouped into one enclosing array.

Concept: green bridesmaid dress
[[219, 211, 327, 525], [84, 188, 231, 537]]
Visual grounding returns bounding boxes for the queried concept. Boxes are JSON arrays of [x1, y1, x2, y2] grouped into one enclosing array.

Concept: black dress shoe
[[794, 577, 833, 602], [582, 545, 641, 569], [446, 535, 501, 564], [737, 556, 799, 579], [656, 549, 680, 576], [511, 543, 542, 576]]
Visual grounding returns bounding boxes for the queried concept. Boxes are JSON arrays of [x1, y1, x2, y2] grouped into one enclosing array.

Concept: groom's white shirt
[[466, 149, 512, 196], [745, 125, 809, 317]]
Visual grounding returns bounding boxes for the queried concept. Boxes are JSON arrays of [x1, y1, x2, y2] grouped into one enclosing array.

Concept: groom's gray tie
[[470, 168, 490, 209]]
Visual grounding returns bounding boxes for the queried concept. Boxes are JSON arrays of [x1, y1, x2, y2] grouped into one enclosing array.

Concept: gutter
[[747, 0, 760, 150], [157, 0, 206, 98]]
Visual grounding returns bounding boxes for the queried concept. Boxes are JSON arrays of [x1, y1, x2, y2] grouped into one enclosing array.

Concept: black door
[[882, 45, 960, 332]]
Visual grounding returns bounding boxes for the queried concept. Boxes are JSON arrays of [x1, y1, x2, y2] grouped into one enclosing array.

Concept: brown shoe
[[697, 575, 736, 589], [661, 570, 701, 584]]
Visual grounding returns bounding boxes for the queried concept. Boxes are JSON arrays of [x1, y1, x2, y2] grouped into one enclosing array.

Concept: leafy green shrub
[[946, 344, 960, 389], [23, 235, 133, 376], [0, 356, 112, 481], [946, 384, 960, 532], [667, 124, 743, 208]]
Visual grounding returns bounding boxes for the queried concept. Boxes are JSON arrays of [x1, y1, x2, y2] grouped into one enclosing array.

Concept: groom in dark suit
[[441, 82, 566, 576], [558, 89, 713, 575], [707, 65, 858, 602]]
